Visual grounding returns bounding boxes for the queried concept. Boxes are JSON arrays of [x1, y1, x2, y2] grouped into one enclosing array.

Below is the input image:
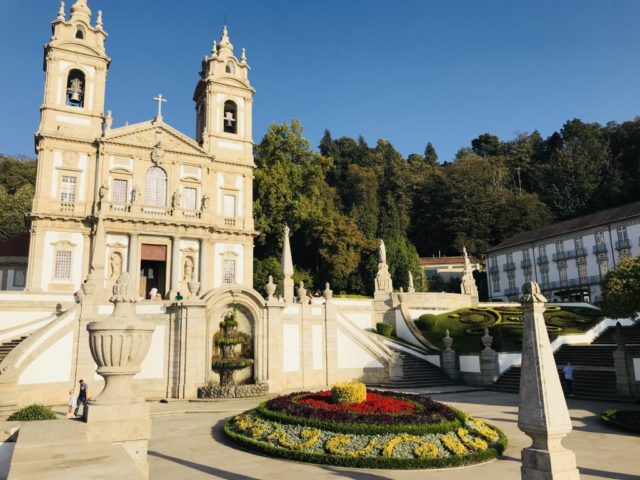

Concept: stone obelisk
[[280, 225, 294, 303], [518, 281, 580, 480]]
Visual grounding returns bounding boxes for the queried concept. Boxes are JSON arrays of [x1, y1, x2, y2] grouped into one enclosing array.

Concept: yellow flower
[[468, 419, 499, 442], [324, 434, 378, 458], [441, 434, 467, 456], [382, 434, 439, 459], [457, 428, 488, 452], [268, 428, 321, 451]]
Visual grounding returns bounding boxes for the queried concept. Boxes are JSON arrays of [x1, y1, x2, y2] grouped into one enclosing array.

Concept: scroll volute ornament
[[87, 273, 155, 405]]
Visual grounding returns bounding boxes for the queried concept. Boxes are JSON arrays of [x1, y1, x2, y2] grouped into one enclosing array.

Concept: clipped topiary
[[7, 404, 57, 421], [332, 381, 367, 404], [376, 322, 393, 337]]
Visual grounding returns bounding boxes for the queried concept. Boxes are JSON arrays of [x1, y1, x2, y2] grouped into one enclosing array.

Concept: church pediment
[[104, 121, 211, 158]]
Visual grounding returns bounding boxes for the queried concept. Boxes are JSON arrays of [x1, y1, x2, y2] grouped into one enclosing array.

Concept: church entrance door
[[140, 244, 167, 299]]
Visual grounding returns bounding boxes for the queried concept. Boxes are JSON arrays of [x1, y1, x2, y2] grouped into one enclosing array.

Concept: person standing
[[74, 379, 88, 417], [562, 362, 574, 396], [66, 389, 75, 418]]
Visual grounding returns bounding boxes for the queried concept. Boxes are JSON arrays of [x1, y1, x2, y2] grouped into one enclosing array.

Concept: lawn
[[415, 305, 601, 353]]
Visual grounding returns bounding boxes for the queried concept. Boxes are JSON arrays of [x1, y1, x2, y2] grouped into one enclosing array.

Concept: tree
[[424, 142, 438, 166], [471, 133, 502, 157], [601, 256, 640, 318], [0, 184, 33, 241]]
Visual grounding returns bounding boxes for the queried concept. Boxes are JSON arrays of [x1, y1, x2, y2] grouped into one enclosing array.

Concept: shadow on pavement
[[148, 450, 260, 480]]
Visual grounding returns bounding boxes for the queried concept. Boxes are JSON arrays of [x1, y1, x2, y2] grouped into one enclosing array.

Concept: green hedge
[[223, 419, 508, 470], [256, 403, 464, 436], [7, 404, 57, 421], [601, 409, 640, 434], [376, 322, 393, 337]]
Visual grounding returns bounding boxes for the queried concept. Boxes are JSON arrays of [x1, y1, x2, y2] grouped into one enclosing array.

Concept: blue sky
[[1, 1, 640, 161]]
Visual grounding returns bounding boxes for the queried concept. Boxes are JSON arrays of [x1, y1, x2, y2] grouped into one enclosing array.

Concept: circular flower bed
[[224, 388, 507, 469]]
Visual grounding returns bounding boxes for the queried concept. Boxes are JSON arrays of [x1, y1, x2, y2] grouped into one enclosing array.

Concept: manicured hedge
[[7, 404, 57, 421], [223, 418, 507, 470], [601, 409, 640, 434], [376, 322, 393, 337]]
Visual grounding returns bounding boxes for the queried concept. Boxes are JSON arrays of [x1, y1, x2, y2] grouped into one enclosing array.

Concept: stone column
[[518, 282, 579, 480], [613, 323, 632, 397], [86, 273, 155, 477], [199, 239, 209, 293], [25, 228, 42, 292], [128, 233, 138, 274], [480, 328, 500, 386], [169, 235, 181, 300], [441, 330, 459, 380]]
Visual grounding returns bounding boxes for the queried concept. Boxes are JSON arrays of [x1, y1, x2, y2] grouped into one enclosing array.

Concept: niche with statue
[[198, 305, 267, 398]]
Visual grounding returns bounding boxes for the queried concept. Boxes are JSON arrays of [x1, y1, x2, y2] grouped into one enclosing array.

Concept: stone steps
[[0, 336, 28, 364], [368, 350, 458, 388], [592, 323, 640, 345]]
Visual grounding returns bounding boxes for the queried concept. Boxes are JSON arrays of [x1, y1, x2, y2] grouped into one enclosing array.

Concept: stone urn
[[87, 273, 155, 405], [265, 275, 276, 301], [443, 329, 454, 351], [187, 280, 201, 298], [481, 327, 494, 350]]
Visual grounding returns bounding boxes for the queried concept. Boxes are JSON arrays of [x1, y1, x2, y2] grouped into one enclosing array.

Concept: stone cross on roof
[[153, 94, 167, 120]]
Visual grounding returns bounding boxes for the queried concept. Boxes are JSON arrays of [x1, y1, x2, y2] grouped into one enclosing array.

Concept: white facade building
[[485, 201, 640, 303]]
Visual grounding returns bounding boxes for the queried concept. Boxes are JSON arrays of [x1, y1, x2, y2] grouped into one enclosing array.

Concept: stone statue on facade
[[109, 252, 122, 279], [378, 239, 387, 265], [201, 194, 210, 211], [171, 190, 181, 209], [408, 270, 415, 293], [183, 257, 194, 281], [130, 185, 138, 205]]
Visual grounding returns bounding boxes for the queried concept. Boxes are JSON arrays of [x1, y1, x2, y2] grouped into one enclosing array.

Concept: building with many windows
[[22, 2, 256, 298], [485, 202, 640, 303]]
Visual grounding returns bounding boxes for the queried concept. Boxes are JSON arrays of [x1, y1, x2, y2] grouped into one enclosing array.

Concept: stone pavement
[[146, 389, 640, 480]]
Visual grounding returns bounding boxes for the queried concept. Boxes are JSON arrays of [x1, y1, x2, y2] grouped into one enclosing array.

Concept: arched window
[[225, 61, 235, 74], [145, 166, 167, 206], [223, 100, 237, 134], [66, 69, 86, 107], [75, 26, 85, 39]]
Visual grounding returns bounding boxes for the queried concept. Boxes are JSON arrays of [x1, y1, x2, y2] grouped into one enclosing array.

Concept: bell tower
[[193, 26, 255, 164], [38, 0, 110, 142]]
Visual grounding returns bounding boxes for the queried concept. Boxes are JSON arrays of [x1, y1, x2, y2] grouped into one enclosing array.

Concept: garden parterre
[[224, 389, 507, 469]]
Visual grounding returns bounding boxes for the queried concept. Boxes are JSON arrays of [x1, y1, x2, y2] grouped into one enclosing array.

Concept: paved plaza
[[145, 389, 640, 480]]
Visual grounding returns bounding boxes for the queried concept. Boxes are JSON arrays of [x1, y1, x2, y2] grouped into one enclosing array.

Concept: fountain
[[198, 308, 267, 398]]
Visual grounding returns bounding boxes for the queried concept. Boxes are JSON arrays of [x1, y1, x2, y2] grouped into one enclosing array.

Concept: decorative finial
[[70, 0, 91, 22], [211, 40, 218, 56], [323, 282, 333, 300], [104, 110, 113, 134], [241, 48, 247, 63], [57, 1, 66, 21], [96, 10, 103, 29]]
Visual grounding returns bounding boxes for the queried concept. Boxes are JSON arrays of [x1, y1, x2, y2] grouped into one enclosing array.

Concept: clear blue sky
[[1, 1, 640, 161]]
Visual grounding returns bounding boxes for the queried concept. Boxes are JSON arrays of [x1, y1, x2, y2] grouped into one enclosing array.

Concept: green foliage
[[375, 322, 393, 337], [7, 404, 57, 421], [253, 256, 282, 295], [0, 156, 37, 194], [601, 256, 640, 318], [601, 409, 640, 434]]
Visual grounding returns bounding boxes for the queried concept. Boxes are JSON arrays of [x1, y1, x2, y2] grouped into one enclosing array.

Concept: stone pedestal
[[613, 348, 632, 398], [441, 330, 459, 380], [389, 353, 404, 381], [374, 263, 393, 294], [85, 402, 151, 476], [480, 328, 500, 386], [86, 273, 155, 478], [518, 282, 580, 480]]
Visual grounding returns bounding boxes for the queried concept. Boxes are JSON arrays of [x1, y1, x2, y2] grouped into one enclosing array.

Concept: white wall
[[312, 324, 323, 370], [282, 324, 300, 373], [18, 331, 74, 384], [137, 325, 166, 379], [336, 330, 383, 369]]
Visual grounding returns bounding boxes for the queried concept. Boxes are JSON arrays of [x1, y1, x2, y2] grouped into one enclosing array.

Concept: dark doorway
[[140, 260, 166, 299], [140, 243, 168, 299]]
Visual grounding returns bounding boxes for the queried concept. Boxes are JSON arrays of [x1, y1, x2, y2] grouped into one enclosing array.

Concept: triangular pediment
[[104, 120, 211, 158]]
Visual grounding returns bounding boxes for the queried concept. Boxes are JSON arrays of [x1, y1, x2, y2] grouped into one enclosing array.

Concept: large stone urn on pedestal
[[86, 272, 155, 477]]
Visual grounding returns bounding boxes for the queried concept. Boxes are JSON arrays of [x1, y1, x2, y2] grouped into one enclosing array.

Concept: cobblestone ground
[[148, 389, 640, 480]]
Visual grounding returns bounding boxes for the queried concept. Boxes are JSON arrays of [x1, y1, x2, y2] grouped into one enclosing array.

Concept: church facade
[[27, 0, 255, 299]]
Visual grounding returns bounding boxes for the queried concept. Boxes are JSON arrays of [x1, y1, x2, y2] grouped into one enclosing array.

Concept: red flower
[[296, 390, 416, 414]]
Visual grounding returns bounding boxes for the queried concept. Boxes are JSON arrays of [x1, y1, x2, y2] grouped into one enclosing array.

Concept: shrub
[[376, 322, 393, 337], [331, 382, 367, 404], [7, 404, 57, 421]]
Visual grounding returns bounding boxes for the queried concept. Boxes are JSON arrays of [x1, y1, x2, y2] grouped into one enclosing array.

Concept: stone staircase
[[0, 336, 28, 364], [369, 348, 458, 389], [490, 323, 639, 401]]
